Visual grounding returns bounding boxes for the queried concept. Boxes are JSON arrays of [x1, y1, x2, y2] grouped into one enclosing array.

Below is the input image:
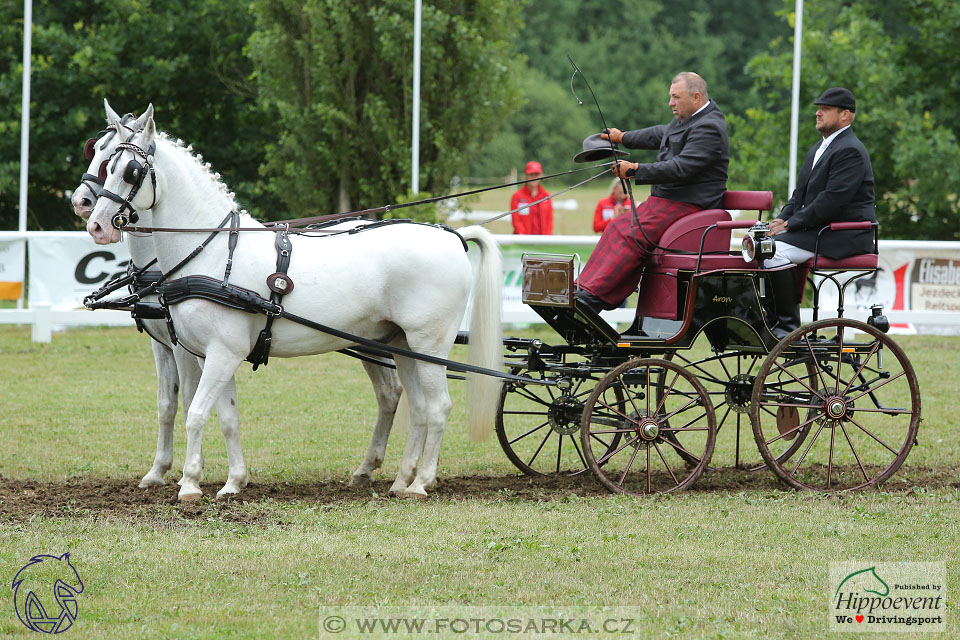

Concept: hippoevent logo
[[829, 562, 945, 633], [11, 553, 84, 634]]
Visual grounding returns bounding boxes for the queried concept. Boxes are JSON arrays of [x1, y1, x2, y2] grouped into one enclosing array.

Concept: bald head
[[669, 72, 709, 122]]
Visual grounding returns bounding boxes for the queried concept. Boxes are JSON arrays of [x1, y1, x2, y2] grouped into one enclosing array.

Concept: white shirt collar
[[691, 100, 711, 118], [820, 124, 851, 149]]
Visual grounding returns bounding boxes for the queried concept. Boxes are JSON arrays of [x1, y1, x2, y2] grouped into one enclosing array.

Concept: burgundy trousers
[[577, 196, 700, 308]]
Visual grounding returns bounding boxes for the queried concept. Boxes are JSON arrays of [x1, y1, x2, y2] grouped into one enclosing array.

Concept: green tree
[[469, 0, 784, 182], [730, 0, 960, 240], [248, 0, 524, 221], [0, 0, 273, 230]]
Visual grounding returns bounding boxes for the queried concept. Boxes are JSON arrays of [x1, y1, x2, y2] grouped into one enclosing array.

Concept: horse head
[[72, 100, 150, 220], [87, 103, 158, 245]]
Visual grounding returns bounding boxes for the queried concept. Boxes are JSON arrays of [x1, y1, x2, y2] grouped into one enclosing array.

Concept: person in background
[[593, 178, 632, 232], [510, 161, 553, 235]]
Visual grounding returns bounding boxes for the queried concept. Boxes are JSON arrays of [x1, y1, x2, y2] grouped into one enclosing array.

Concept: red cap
[[524, 161, 543, 175]]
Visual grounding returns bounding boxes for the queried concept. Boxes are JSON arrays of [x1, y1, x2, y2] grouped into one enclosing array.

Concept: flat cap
[[814, 87, 856, 112]]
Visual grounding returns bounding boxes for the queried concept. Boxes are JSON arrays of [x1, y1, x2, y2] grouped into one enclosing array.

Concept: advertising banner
[[26, 232, 131, 309], [0, 236, 26, 300]]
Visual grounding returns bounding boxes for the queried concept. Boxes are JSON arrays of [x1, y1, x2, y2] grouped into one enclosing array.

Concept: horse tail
[[458, 225, 503, 440]]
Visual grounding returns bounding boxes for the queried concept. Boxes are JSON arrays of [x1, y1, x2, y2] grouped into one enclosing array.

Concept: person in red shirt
[[510, 161, 553, 234], [593, 178, 632, 232]]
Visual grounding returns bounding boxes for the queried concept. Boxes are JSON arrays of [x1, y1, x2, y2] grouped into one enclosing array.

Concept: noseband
[[99, 140, 158, 229]]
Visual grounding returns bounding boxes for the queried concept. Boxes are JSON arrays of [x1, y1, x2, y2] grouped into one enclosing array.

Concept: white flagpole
[[411, 0, 422, 194], [788, 0, 803, 196], [19, 0, 31, 234], [17, 0, 31, 310]]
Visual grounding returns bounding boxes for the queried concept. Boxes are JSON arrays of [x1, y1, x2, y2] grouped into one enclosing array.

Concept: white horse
[[86, 105, 502, 500], [72, 102, 248, 497], [74, 102, 404, 497]]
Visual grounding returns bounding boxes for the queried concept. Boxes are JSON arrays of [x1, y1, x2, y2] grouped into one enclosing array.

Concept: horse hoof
[[216, 487, 240, 499], [399, 489, 429, 500], [138, 475, 166, 488], [349, 474, 372, 487], [178, 488, 203, 502]]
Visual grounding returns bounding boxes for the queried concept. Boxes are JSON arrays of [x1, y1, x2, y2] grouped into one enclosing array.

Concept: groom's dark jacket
[[776, 127, 877, 258]]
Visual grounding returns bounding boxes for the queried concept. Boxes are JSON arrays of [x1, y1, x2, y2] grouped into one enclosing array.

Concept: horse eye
[[98, 160, 108, 183], [83, 138, 96, 161]]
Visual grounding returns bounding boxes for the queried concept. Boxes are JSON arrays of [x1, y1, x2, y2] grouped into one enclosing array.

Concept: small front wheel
[[581, 358, 716, 494]]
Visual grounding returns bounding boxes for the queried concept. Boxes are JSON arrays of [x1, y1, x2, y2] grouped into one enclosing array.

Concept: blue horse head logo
[[11, 553, 84, 634]]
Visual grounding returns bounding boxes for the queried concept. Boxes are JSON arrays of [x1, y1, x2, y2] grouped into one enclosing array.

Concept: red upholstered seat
[[722, 190, 773, 211], [803, 254, 879, 270]]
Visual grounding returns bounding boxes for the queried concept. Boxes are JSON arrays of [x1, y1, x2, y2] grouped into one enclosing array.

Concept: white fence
[[1, 231, 959, 341]]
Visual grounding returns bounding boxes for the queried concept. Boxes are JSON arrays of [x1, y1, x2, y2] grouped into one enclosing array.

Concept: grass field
[[1, 325, 958, 638]]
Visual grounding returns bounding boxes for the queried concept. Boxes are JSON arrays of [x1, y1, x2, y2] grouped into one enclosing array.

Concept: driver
[[576, 71, 729, 311]]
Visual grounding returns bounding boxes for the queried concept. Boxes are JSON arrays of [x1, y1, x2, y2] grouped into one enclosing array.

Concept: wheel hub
[[823, 395, 854, 421], [637, 418, 660, 441], [725, 374, 755, 413], [547, 396, 583, 435]]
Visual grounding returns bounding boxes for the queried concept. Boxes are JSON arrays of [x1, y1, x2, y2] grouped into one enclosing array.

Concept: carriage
[[493, 190, 921, 495], [79, 104, 921, 500]]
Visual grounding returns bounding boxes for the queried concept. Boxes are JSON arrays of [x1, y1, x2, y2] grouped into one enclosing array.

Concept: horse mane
[[155, 132, 252, 219]]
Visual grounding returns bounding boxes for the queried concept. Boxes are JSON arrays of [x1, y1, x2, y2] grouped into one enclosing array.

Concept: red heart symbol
[[856, 615, 864, 623]]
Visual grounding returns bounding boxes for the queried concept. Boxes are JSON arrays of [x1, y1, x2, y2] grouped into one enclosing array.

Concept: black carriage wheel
[[750, 318, 921, 491], [496, 368, 622, 476], [581, 358, 716, 494], [672, 348, 813, 470]]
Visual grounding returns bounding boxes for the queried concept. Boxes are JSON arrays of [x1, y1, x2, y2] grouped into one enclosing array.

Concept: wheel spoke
[[569, 434, 588, 468], [847, 415, 901, 456], [660, 434, 702, 465], [838, 420, 869, 481], [847, 370, 907, 404], [839, 341, 881, 397], [507, 421, 549, 446], [616, 440, 642, 489], [525, 429, 553, 468], [653, 440, 680, 487], [773, 358, 824, 401], [790, 420, 828, 476]]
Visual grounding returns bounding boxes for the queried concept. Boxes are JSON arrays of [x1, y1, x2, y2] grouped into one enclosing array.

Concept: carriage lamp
[[867, 304, 890, 334], [741, 222, 776, 263]]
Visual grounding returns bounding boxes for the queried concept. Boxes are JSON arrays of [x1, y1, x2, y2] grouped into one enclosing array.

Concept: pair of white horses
[[75, 101, 503, 500]]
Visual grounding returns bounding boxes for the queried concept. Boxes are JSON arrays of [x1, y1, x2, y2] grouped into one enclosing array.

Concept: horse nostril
[[81, 197, 92, 207]]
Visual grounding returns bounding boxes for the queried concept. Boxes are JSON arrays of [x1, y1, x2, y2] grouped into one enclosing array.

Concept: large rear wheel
[[751, 319, 921, 491]]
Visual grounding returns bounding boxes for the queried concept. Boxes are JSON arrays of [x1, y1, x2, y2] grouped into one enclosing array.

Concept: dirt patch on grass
[[0, 465, 956, 523]]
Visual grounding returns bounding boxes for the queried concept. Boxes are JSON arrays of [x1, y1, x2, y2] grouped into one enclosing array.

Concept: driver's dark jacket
[[620, 101, 729, 210]]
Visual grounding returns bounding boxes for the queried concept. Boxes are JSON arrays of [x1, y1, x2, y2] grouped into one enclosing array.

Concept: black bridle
[[98, 139, 158, 229], [79, 114, 137, 198]]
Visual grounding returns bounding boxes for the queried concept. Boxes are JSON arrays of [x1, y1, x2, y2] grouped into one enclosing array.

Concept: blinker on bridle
[[99, 140, 158, 230], [80, 114, 137, 197]]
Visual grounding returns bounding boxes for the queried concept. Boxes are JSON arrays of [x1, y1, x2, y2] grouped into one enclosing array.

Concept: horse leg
[[350, 359, 402, 486], [399, 360, 452, 498], [388, 355, 428, 495], [214, 376, 248, 498], [178, 350, 243, 501], [139, 340, 178, 487], [171, 347, 205, 486]]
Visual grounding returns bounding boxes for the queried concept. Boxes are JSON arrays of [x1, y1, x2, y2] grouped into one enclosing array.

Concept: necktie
[[812, 139, 828, 168]]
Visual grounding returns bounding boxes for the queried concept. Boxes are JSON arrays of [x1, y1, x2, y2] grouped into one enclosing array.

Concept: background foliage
[[0, 0, 956, 237]]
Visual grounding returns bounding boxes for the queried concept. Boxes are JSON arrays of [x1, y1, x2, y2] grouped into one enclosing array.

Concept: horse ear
[[104, 98, 121, 124], [141, 112, 157, 145]]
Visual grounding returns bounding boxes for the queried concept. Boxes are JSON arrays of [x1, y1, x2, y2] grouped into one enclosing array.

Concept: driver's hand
[[611, 161, 638, 179], [601, 128, 624, 145], [766, 218, 789, 236]]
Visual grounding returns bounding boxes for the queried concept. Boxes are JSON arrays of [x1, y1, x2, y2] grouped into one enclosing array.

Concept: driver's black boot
[[767, 269, 801, 339], [574, 288, 608, 314]]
